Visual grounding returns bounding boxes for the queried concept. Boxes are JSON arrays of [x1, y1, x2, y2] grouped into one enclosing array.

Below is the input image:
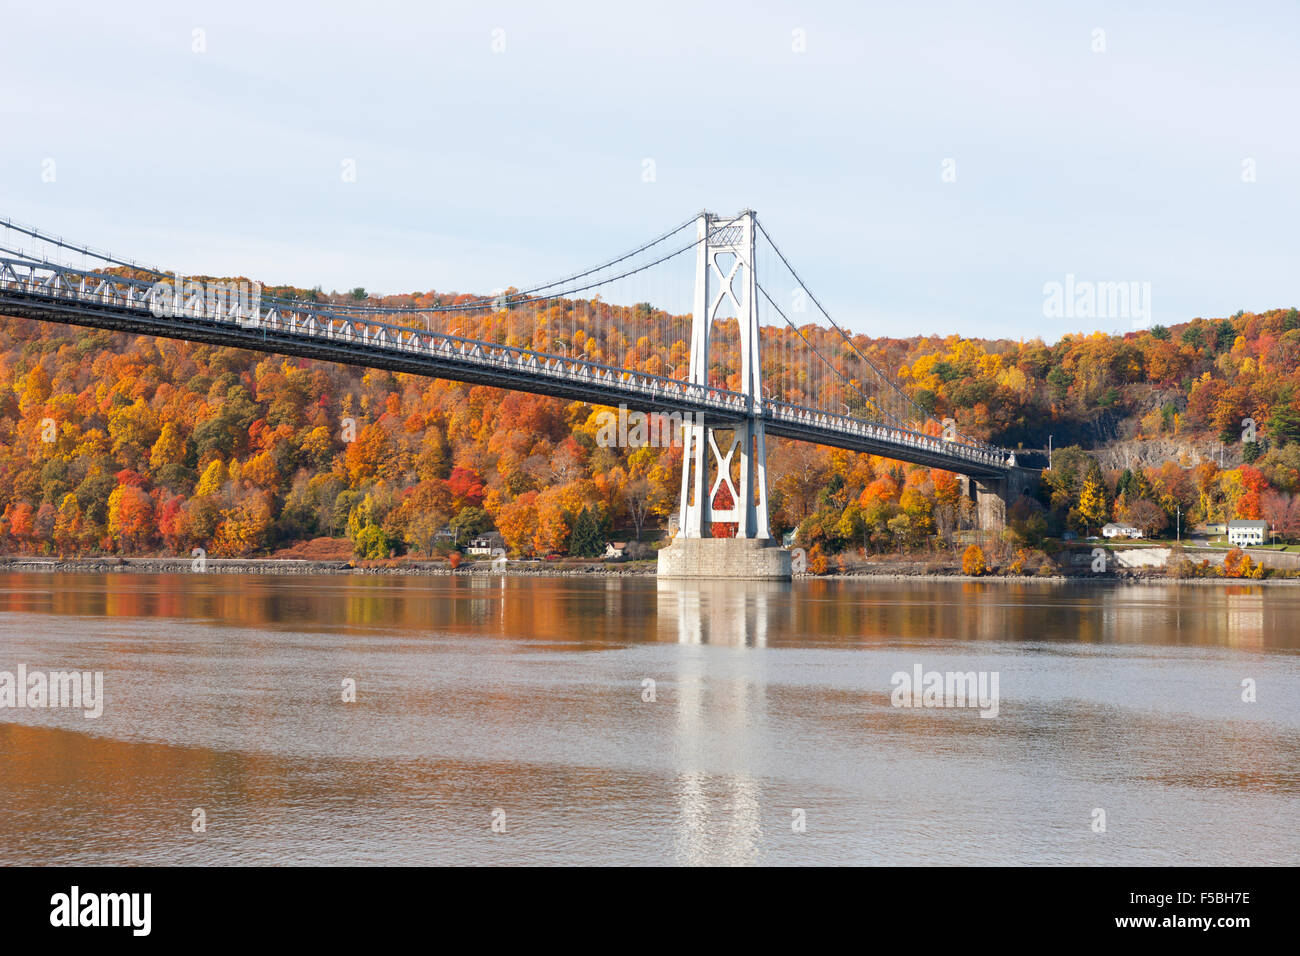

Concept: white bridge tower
[[677, 210, 770, 540]]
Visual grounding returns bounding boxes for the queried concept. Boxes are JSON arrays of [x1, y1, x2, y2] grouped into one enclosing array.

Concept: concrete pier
[[657, 537, 792, 580], [960, 467, 1037, 532]]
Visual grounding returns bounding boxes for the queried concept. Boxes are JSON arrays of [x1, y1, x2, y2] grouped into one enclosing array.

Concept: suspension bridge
[[0, 211, 1025, 578]]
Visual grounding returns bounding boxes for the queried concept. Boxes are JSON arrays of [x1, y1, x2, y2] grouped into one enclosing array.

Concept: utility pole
[[1176, 506, 1180, 544], [1048, 434, 1052, 469]]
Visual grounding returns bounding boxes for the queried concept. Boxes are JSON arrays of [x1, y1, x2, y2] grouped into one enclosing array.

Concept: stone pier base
[[960, 468, 1037, 532], [657, 537, 792, 580]]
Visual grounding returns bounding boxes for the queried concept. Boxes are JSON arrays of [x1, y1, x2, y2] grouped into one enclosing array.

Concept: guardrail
[[0, 256, 751, 416], [765, 400, 1014, 471], [0, 256, 1015, 472]]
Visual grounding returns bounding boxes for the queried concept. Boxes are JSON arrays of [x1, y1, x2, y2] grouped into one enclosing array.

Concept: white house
[[1227, 520, 1267, 547], [466, 532, 504, 556], [604, 541, 628, 560], [1102, 522, 1143, 539]]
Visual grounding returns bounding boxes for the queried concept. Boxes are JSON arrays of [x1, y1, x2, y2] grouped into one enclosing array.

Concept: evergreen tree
[[1267, 394, 1300, 446], [1116, 468, 1135, 501], [569, 507, 604, 557]]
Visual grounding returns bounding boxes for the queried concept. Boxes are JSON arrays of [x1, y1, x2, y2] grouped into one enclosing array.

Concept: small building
[[1203, 522, 1227, 536], [466, 532, 504, 556], [1102, 522, 1142, 539], [1227, 520, 1267, 547], [604, 541, 628, 560]]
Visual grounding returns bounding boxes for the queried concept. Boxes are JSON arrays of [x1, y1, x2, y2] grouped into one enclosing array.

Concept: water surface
[[0, 573, 1296, 865]]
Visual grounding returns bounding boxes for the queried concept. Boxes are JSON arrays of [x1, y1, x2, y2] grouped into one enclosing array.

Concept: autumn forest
[[2, 285, 1299, 566]]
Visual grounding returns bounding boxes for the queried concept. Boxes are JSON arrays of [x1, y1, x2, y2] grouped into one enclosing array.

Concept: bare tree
[[769, 440, 830, 525], [625, 476, 652, 541], [1122, 498, 1169, 538], [1261, 490, 1300, 539]]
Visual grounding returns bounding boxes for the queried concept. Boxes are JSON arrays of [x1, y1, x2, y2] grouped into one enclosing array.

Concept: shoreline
[[0, 555, 654, 577], [1, 555, 1296, 586]]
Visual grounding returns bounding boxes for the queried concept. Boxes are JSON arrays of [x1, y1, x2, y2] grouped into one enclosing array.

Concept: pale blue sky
[[2, 0, 1296, 341]]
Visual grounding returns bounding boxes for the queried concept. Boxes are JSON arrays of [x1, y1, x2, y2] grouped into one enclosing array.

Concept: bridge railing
[[0, 256, 754, 416], [765, 399, 1014, 471], [0, 255, 1015, 472]]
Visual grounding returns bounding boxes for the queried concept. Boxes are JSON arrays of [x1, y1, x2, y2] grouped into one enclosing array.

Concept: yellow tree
[[195, 459, 227, 497], [18, 365, 51, 416], [1076, 473, 1108, 536], [496, 491, 539, 556], [345, 422, 396, 487], [242, 451, 280, 492], [107, 484, 153, 553], [108, 398, 161, 469], [53, 493, 83, 553], [213, 489, 272, 556], [962, 544, 988, 576], [149, 422, 187, 474]]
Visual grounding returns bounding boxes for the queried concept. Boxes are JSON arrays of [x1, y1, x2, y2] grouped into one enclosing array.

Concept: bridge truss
[[0, 212, 1016, 541]]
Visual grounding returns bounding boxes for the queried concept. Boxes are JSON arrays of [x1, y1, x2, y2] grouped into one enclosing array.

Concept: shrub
[[961, 544, 988, 576], [1223, 548, 1254, 578], [352, 523, 393, 559]]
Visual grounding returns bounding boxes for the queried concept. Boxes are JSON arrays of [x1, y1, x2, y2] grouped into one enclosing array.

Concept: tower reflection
[[656, 578, 792, 647], [656, 579, 790, 864]]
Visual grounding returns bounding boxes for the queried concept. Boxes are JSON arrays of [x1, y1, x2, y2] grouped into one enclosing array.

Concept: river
[[0, 572, 1296, 865]]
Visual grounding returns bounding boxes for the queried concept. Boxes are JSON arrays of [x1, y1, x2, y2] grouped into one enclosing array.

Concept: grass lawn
[[1072, 538, 1300, 552], [1180, 541, 1300, 552]]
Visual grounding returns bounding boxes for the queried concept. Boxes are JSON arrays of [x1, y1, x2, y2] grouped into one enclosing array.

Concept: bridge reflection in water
[[656, 578, 788, 647], [654, 580, 786, 864]]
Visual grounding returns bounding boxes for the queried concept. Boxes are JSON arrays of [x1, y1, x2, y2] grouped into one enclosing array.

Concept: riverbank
[[0, 555, 657, 576], [2, 554, 1298, 585]]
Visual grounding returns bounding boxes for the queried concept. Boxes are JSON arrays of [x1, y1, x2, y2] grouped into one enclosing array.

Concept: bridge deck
[[0, 266, 1012, 479]]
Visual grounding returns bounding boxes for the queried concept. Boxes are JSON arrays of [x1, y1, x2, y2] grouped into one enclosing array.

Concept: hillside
[[1, 291, 1298, 561]]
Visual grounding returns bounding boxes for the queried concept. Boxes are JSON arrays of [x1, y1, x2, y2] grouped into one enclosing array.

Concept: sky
[[2, 0, 1297, 342]]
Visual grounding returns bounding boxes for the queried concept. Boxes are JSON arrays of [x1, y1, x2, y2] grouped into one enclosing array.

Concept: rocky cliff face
[[1093, 437, 1239, 472]]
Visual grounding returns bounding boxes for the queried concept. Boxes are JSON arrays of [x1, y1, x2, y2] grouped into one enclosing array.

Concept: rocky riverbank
[[2, 554, 1296, 585], [0, 555, 657, 576]]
